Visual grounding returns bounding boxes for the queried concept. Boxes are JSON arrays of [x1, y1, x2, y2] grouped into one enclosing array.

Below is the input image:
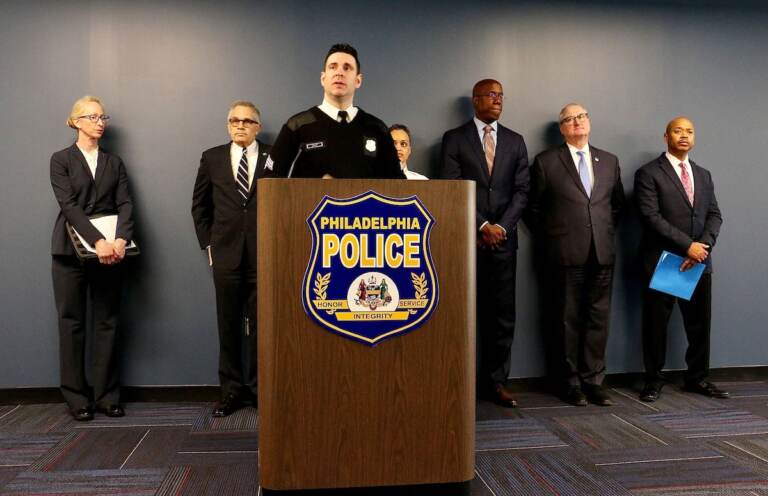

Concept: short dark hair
[[388, 123, 412, 142], [324, 43, 361, 73]]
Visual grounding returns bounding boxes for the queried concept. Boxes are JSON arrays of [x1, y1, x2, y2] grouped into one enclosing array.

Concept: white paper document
[[72, 215, 137, 254]]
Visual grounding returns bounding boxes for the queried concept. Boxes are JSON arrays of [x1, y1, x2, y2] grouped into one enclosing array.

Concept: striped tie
[[236, 147, 249, 205]]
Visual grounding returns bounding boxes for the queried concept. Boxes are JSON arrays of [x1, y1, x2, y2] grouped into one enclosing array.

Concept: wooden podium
[[257, 179, 475, 494]]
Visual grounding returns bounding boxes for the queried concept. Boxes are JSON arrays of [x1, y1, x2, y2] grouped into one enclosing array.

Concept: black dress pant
[[212, 250, 257, 401], [642, 272, 712, 385], [52, 255, 123, 411], [476, 246, 516, 395], [549, 251, 614, 388]]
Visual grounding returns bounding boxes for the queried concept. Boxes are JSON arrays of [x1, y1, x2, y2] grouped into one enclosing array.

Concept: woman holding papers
[[50, 95, 135, 421]]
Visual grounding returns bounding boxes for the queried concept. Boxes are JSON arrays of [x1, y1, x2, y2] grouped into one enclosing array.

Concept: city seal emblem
[[302, 191, 439, 346]]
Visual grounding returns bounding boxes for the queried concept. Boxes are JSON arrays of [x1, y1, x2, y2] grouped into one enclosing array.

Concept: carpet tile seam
[[0, 406, 21, 423], [176, 450, 258, 454], [75, 423, 194, 429], [595, 455, 725, 466], [610, 413, 670, 446], [630, 479, 768, 491], [476, 444, 569, 453], [119, 429, 151, 470], [473, 467, 498, 496], [724, 440, 768, 464], [686, 431, 768, 439], [610, 388, 660, 412]]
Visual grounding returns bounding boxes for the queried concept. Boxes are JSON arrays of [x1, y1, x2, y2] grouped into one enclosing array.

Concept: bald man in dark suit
[[635, 116, 727, 402], [440, 79, 529, 407]]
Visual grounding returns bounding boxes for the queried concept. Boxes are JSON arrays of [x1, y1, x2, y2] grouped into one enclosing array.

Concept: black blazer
[[50, 144, 134, 256], [440, 120, 530, 249], [634, 153, 722, 274], [527, 144, 625, 266], [191, 140, 271, 270]]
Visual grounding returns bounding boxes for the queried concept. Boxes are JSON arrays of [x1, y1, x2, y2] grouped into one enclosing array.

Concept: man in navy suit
[[528, 103, 625, 406], [440, 79, 529, 407], [635, 116, 727, 402], [192, 101, 271, 416]]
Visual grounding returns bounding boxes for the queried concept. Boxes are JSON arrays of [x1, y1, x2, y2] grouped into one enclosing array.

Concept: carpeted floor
[[3, 381, 768, 495]]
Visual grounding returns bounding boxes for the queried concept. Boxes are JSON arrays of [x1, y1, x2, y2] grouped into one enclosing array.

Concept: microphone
[[286, 144, 305, 179]]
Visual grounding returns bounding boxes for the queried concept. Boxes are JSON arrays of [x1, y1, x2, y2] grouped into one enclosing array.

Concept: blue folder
[[648, 251, 705, 300]]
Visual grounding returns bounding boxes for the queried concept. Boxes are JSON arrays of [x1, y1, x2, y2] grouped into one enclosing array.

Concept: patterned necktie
[[679, 162, 694, 204], [483, 125, 495, 175], [577, 151, 592, 197], [236, 147, 249, 205], [338, 110, 348, 123]]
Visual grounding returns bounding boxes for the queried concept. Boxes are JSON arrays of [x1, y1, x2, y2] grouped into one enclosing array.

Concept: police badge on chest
[[363, 137, 377, 157]]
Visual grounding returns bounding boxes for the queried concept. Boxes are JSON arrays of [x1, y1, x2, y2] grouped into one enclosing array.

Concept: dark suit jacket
[[634, 153, 722, 274], [440, 120, 529, 249], [50, 144, 134, 256], [191, 140, 271, 270], [527, 144, 625, 266]]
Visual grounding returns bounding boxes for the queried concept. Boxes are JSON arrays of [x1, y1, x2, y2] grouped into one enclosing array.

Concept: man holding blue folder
[[634, 116, 726, 402]]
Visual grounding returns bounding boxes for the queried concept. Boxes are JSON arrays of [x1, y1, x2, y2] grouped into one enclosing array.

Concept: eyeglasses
[[228, 118, 260, 126], [560, 113, 589, 125], [77, 114, 110, 123], [474, 91, 505, 101]]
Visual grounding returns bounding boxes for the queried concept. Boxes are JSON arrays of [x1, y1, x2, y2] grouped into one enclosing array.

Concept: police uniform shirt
[[267, 106, 404, 179]]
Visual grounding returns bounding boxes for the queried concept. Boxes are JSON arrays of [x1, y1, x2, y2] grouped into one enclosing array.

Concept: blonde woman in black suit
[[50, 96, 135, 421]]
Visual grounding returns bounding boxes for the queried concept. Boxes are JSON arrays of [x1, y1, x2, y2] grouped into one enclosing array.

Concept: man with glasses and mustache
[[440, 79, 530, 407], [527, 103, 625, 407], [192, 101, 271, 417]]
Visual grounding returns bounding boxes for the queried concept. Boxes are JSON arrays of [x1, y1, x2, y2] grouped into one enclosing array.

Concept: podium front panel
[[258, 179, 475, 490]]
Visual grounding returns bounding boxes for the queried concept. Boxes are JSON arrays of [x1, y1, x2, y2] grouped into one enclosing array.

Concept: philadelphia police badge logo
[[302, 191, 439, 346]]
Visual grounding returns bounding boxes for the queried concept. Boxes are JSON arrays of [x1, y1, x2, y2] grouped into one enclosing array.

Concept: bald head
[[472, 79, 504, 123], [664, 116, 695, 159]]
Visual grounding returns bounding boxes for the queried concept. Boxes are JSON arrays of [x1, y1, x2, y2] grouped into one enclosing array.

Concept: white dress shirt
[[77, 145, 99, 178], [665, 152, 695, 195], [230, 141, 259, 188], [566, 142, 594, 186], [402, 164, 428, 180], [318, 98, 359, 123]]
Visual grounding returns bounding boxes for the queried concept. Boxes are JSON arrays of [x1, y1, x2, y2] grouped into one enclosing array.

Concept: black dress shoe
[[563, 386, 588, 407], [98, 405, 125, 417], [684, 381, 730, 399], [640, 382, 663, 402], [584, 385, 614, 406], [493, 384, 518, 408], [72, 407, 94, 421], [213, 394, 243, 417]]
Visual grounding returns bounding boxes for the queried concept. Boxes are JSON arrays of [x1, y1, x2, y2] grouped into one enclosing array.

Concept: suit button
[[489, 187, 493, 192], [586, 224, 592, 228]]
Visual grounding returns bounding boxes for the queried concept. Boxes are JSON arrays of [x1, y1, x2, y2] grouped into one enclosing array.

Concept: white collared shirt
[[473, 117, 497, 154], [230, 141, 259, 188], [665, 152, 695, 195], [318, 98, 359, 123], [402, 164, 428, 180], [566, 142, 594, 185], [77, 145, 99, 178]]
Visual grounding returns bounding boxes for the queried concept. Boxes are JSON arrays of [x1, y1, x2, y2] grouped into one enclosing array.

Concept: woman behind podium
[[50, 96, 135, 421]]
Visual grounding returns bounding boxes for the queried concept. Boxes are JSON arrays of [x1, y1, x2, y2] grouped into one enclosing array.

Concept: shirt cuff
[[479, 221, 489, 232]]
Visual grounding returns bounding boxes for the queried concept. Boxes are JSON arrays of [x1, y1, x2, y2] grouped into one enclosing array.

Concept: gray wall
[[1, 0, 767, 387]]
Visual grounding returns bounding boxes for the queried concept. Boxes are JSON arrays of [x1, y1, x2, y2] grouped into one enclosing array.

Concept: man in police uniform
[[266, 43, 404, 179]]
